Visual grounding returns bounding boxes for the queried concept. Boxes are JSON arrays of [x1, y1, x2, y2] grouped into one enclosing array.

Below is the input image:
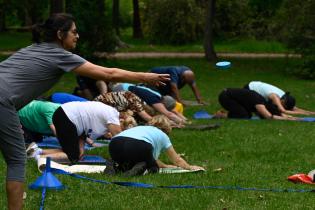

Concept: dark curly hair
[[32, 13, 75, 43]]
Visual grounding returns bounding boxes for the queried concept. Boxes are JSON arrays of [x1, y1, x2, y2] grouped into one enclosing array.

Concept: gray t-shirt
[[0, 42, 86, 109]]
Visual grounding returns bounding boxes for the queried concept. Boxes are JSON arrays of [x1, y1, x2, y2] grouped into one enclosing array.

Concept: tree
[[112, 0, 120, 36], [50, 0, 64, 14], [203, 0, 217, 61], [132, 0, 143, 38], [0, 0, 6, 31], [66, 0, 117, 59]]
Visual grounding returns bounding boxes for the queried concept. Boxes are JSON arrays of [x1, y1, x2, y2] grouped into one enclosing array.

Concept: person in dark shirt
[[150, 66, 204, 105], [74, 75, 108, 100]]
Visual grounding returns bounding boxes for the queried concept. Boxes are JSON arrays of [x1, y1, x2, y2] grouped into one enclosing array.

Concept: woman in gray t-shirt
[[0, 13, 169, 210]]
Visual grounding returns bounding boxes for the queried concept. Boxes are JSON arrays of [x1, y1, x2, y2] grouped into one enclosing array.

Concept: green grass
[[0, 31, 32, 50], [117, 28, 289, 53], [0, 29, 290, 53], [1, 57, 315, 209]]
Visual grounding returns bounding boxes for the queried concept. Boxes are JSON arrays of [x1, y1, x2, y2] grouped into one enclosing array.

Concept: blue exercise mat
[[55, 154, 107, 165], [38, 136, 109, 150], [193, 111, 213, 119], [300, 117, 315, 122]]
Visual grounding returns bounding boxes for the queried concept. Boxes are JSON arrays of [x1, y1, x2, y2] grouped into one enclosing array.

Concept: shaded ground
[[1, 51, 300, 59], [95, 52, 301, 59]]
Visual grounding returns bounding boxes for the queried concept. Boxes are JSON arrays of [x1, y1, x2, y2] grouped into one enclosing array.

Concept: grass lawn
[[0, 29, 290, 53], [1, 56, 315, 209]]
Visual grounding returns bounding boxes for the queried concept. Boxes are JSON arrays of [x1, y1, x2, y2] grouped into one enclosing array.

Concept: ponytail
[[31, 13, 75, 44], [31, 23, 45, 43]]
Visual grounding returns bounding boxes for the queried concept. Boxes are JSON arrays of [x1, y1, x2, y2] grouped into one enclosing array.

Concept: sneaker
[[103, 164, 116, 176], [123, 162, 147, 177], [26, 142, 38, 156]]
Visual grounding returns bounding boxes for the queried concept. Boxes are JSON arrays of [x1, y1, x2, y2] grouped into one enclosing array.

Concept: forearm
[[191, 84, 202, 103], [138, 111, 152, 122], [49, 124, 57, 136], [172, 155, 191, 170]]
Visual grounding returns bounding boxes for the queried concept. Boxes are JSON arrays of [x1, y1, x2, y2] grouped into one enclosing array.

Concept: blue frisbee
[[216, 61, 231, 69]]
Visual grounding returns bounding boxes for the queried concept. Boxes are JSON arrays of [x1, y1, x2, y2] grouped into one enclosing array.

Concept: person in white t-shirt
[[244, 81, 315, 115], [27, 101, 136, 163]]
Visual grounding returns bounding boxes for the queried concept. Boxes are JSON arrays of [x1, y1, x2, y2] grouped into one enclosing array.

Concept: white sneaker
[[26, 142, 38, 156], [26, 142, 42, 158]]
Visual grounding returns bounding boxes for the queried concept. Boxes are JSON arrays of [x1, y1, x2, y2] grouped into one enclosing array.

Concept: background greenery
[[0, 56, 314, 209]]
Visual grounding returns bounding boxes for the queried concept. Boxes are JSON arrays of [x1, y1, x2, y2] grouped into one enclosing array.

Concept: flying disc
[[216, 61, 231, 69]]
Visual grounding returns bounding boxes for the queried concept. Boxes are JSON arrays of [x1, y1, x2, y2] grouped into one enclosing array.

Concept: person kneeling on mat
[[106, 115, 205, 176], [214, 88, 299, 120], [26, 101, 136, 163]]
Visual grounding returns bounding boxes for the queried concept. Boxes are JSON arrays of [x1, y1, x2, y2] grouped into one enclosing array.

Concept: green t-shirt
[[18, 100, 61, 134]]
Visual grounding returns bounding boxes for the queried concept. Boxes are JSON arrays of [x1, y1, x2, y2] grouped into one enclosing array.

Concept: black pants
[[109, 137, 159, 173], [218, 89, 252, 119], [53, 107, 80, 163]]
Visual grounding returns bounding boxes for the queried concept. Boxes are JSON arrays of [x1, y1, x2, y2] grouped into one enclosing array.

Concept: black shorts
[[109, 136, 159, 173], [53, 107, 81, 163]]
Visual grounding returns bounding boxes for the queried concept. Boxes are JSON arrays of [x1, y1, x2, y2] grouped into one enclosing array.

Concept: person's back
[[226, 88, 266, 112], [248, 81, 285, 100], [150, 66, 191, 94], [19, 100, 60, 134], [51, 92, 88, 104], [94, 91, 144, 112], [61, 101, 120, 140], [113, 125, 171, 160], [0, 43, 85, 110]]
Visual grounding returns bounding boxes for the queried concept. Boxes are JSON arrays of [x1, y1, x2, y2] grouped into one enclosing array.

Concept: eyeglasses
[[68, 29, 79, 36]]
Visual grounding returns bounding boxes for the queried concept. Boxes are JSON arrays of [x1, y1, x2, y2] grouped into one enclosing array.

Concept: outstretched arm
[[291, 106, 315, 115], [190, 82, 203, 104], [268, 93, 310, 115], [255, 104, 299, 120], [152, 103, 184, 124], [165, 146, 205, 170], [73, 61, 170, 87], [170, 83, 181, 102]]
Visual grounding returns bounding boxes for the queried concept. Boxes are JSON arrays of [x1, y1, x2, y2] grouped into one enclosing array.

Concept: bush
[[142, 0, 204, 45], [276, 0, 315, 79], [66, 0, 117, 60]]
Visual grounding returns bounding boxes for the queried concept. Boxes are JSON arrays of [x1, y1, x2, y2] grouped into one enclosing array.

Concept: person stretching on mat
[[244, 81, 315, 115], [26, 101, 137, 162], [106, 115, 205, 176], [18, 100, 60, 143], [48, 91, 153, 122], [214, 88, 299, 120], [112, 83, 187, 125], [0, 13, 169, 210], [149, 66, 205, 105], [94, 91, 153, 122]]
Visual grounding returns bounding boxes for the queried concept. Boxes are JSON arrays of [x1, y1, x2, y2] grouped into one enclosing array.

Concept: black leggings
[[218, 90, 252, 119], [109, 137, 159, 173], [52, 107, 81, 163]]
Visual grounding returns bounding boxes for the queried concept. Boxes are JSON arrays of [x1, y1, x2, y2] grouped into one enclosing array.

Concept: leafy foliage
[[276, 0, 315, 79], [142, 0, 204, 45], [66, 0, 117, 60]]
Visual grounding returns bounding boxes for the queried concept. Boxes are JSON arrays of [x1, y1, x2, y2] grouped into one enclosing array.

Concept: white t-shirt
[[248, 81, 285, 100], [61, 101, 120, 139]]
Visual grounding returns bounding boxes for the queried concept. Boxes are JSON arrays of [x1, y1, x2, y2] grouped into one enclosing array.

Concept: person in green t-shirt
[[18, 100, 60, 141]]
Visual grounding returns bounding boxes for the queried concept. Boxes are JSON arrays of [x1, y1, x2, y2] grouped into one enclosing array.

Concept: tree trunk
[[112, 0, 120, 36], [132, 0, 143, 38], [203, 0, 217, 61], [0, 2, 5, 31], [50, 0, 64, 15]]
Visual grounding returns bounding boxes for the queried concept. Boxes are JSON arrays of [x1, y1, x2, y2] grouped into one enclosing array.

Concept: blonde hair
[[120, 111, 137, 130], [147, 115, 172, 134]]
